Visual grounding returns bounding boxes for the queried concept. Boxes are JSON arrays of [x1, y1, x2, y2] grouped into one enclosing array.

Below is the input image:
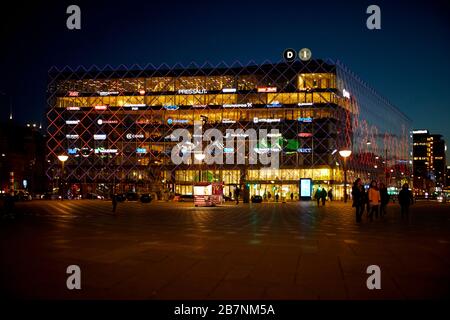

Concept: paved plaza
[[0, 199, 449, 299]]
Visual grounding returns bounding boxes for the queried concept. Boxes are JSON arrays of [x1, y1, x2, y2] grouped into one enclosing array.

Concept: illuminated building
[[412, 130, 447, 195], [46, 60, 411, 199]]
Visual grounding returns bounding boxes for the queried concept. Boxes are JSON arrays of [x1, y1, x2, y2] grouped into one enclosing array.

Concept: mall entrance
[[248, 183, 299, 201]]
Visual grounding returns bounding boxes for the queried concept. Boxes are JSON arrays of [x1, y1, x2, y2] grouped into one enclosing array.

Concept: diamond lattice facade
[[46, 60, 412, 200]]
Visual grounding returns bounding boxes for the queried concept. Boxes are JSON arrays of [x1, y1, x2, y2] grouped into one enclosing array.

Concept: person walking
[[379, 183, 389, 217], [351, 178, 364, 223], [275, 193, 279, 202], [368, 180, 381, 221], [328, 189, 333, 202], [321, 188, 327, 206], [234, 187, 240, 205], [315, 187, 321, 206], [112, 193, 117, 213], [290, 192, 294, 201], [398, 183, 414, 220]]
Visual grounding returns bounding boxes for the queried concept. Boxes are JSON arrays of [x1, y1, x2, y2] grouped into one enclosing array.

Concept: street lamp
[[339, 149, 352, 202], [58, 155, 68, 200]]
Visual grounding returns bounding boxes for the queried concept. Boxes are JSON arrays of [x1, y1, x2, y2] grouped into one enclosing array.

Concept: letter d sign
[[283, 49, 297, 62]]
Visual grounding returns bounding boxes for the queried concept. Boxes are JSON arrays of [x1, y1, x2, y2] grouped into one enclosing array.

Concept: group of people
[[352, 178, 414, 223], [314, 187, 333, 206]]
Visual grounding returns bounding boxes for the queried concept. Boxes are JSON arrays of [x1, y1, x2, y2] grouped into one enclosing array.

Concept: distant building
[[412, 129, 447, 195], [0, 120, 47, 194], [446, 165, 450, 188]]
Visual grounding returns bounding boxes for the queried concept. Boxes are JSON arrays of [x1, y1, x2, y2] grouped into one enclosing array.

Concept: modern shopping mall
[[46, 60, 412, 200]]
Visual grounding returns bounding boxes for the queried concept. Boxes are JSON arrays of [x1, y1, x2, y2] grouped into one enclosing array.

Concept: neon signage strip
[[222, 88, 236, 93], [223, 103, 252, 108], [257, 87, 277, 93], [177, 89, 207, 94]]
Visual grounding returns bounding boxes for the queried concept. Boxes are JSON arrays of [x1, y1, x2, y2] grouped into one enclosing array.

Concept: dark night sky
[[1, 0, 449, 158]]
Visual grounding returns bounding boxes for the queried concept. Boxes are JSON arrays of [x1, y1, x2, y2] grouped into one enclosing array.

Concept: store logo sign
[[164, 105, 179, 110], [177, 89, 207, 94], [257, 87, 277, 93], [126, 133, 145, 139], [222, 88, 236, 93], [223, 103, 252, 108], [94, 148, 117, 154], [298, 117, 313, 123], [94, 134, 107, 140]]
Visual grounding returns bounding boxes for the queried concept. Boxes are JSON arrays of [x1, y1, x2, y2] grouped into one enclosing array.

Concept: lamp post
[[57, 154, 68, 200], [339, 149, 352, 202]]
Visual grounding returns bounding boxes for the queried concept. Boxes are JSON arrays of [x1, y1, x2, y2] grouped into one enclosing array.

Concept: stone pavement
[[0, 200, 449, 299]]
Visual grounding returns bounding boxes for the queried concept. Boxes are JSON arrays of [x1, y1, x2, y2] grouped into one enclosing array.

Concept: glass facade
[[46, 60, 411, 199]]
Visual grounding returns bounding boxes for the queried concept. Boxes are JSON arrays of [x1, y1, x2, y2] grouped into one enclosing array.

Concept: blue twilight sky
[[1, 0, 449, 159]]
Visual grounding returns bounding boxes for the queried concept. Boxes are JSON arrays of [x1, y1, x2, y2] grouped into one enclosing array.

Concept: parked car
[[85, 192, 104, 200], [251, 195, 263, 203], [126, 192, 139, 201], [115, 193, 126, 202], [140, 194, 152, 203]]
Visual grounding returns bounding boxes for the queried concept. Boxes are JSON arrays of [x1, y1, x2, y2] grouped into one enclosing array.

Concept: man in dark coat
[[352, 178, 364, 223], [398, 183, 414, 219]]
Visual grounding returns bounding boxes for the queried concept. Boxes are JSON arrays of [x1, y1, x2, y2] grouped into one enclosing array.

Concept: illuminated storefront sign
[[136, 148, 147, 154], [343, 89, 350, 99], [97, 119, 118, 125], [298, 102, 313, 106], [267, 133, 282, 137], [266, 101, 282, 108], [139, 89, 146, 95], [222, 88, 236, 93], [223, 147, 234, 153], [135, 119, 150, 124], [94, 105, 107, 110], [94, 134, 107, 140], [192, 104, 207, 108], [66, 120, 80, 125], [167, 118, 189, 125], [124, 103, 146, 110], [253, 117, 281, 123], [298, 132, 313, 138], [94, 148, 117, 154], [297, 148, 312, 153], [254, 147, 282, 154], [298, 117, 313, 122], [68, 91, 79, 96], [80, 148, 93, 157], [98, 91, 119, 96], [224, 132, 249, 138], [223, 103, 252, 108], [257, 87, 277, 93], [300, 178, 312, 198], [66, 134, 79, 139], [164, 105, 179, 110], [412, 130, 428, 134], [67, 107, 80, 110], [126, 133, 145, 139], [177, 89, 207, 94], [68, 148, 78, 155], [222, 119, 236, 124]]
